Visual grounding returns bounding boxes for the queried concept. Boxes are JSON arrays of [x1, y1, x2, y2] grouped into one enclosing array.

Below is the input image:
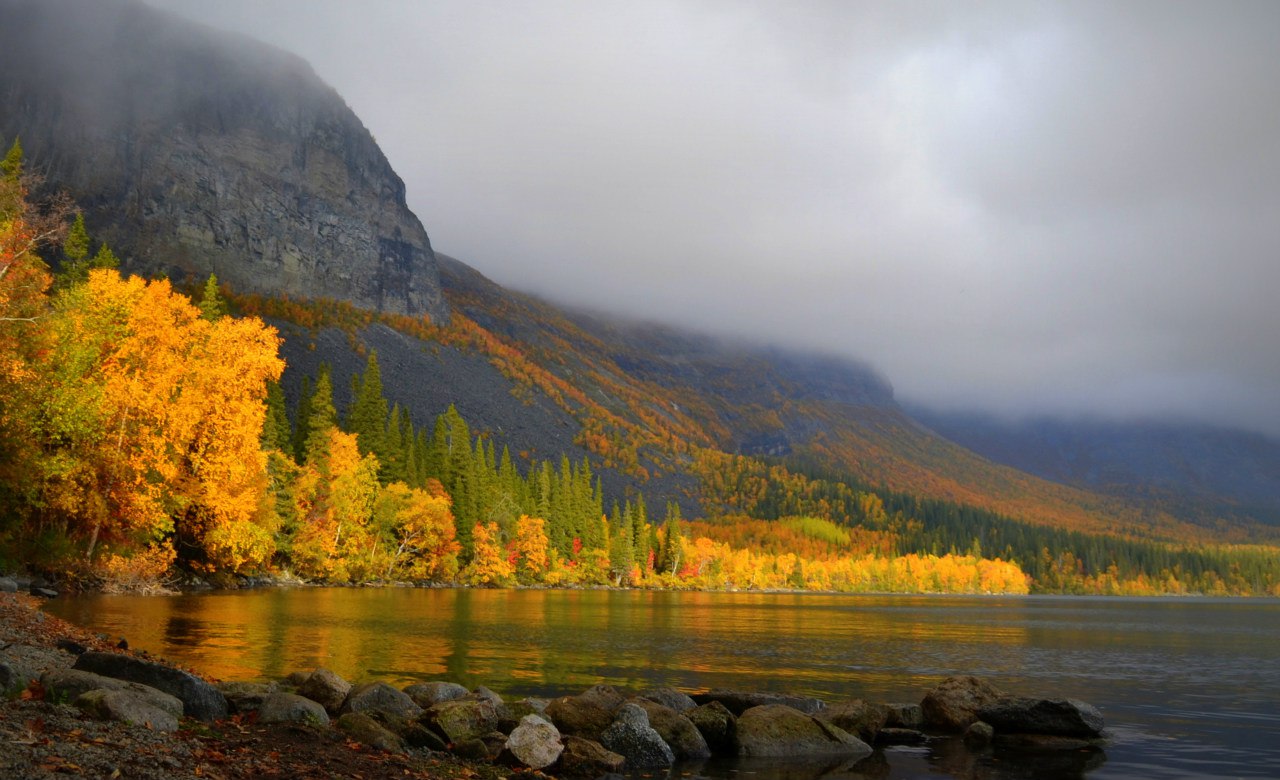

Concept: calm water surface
[[45, 589, 1280, 779]]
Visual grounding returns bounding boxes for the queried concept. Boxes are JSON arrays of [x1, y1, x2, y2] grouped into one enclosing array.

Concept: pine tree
[[346, 350, 388, 462], [292, 375, 314, 463], [261, 380, 292, 453], [608, 504, 635, 585], [198, 274, 228, 321], [632, 492, 651, 572], [381, 402, 406, 485], [303, 369, 337, 465], [1, 137, 22, 179], [63, 213, 90, 263]]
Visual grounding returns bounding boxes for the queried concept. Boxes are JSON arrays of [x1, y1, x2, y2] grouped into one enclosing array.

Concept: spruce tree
[[198, 274, 228, 320], [346, 350, 388, 461], [0, 137, 22, 179], [303, 369, 337, 465], [292, 375, 314, 463], [63, 213, 90, 263], [261, 380, 292, 453]]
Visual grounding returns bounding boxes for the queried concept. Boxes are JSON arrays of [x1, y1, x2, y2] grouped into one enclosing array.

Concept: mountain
[[908, 410, 1280, 527], [0, 0, 448, 321], [5, 0, 1279, 560]]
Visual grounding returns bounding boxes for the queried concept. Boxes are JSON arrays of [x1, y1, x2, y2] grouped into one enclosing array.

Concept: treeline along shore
[[2, 588, 1108, 779]]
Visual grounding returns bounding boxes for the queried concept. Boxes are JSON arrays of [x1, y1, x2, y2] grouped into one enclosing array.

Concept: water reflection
[[44, 590, 1280, 779]]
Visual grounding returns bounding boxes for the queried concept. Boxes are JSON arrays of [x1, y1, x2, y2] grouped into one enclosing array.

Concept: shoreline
[[4, 589, 1112, 780]]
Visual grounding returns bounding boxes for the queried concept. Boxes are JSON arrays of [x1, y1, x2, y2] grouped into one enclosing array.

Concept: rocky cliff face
[[0, 0, 448, 321]]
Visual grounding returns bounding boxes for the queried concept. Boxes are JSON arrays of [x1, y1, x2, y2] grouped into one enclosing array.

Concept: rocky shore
[[1, 588, 1107, 779]]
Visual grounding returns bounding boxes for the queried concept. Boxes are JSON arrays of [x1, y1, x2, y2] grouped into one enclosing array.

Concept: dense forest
[[2, 139, 1278, 597]]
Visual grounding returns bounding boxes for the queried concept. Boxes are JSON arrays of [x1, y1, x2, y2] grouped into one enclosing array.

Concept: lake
[[45, 588, 1280, 779]]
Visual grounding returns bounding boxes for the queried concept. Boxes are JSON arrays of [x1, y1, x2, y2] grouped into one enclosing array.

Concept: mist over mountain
[[0, 0, 448, 321]]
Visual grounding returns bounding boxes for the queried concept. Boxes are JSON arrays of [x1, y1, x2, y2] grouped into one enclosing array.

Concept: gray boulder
[[298, 668, 352, 714], [964, 720, 995, 748], [599, 702, 675, 769], [687, 700, 737, 753], [77, 688, 179, 732], [217, 680, 279, 714], [403, 681, 469, 708], [0, 576, 17, 592], [423, 697, 506, 744], [544, 684, 626, 740], [337, 712, 406, 753], [978, 696, 1105, 738], [885, 702, 924, 728], [640, 686, 697, 713], [920, 676, 1003, 732], [697, 689, 826, 716], [735, 704, 872, 760], [257, 692, 330, 726], [631, 697, 710, 759], [504, 714, 564, 770], [340, 681, 422, 719], [819, 699, 889, 743], [43, 669, 182, 715], [556, 735, 626, 777], [471, 685, 505, 705], [73, 650, 227, 721]]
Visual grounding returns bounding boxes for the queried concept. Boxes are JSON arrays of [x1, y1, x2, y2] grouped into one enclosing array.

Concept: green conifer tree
[[303, 369, 337, 465], [198, 274, 228, 321], [292, 375, 314, 464], [345, 350, 388, 461], [261, 380, 292, 452]]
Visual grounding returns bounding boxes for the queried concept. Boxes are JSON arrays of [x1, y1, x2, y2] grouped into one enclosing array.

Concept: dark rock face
[[734, 704, 871, 760], [0, 0, 448, 323], [921, 676, 1003, 732], [978, 697, 1105, 738], [72, 650, 228, 721]]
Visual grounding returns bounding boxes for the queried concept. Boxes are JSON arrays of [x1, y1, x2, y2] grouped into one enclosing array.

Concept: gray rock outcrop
[[0, 0, 449, 322]]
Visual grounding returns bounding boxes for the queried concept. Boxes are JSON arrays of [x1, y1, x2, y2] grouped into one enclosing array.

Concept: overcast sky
[[146, 1, 1280, 436]]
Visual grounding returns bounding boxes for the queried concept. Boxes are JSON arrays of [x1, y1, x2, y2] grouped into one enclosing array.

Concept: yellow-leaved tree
[[17, 268, 283, 577], [290, 428, 380, 582]]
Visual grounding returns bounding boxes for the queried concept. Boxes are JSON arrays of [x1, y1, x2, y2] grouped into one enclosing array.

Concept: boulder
[[640, 686, 697, 713], [687, 700, 737, 753], [340, 681, 422, 719], [503, 714, 564, 770], [0, 576, 17, 592], [544, 684, 625, 740], [508, 697, 549, 719], [298, 668, 352, 714], [77, 688, 179, 732], [735, 704, 872, 760], [73, 650, 227, 721], [423, 697, 505, 744], [30, 586, 58, 599], [556, 735, 626, 777], [964, 720, 994, 748], [920, 676, 1003, 732], [599, 703, 675, 769], [885, 702, 925, 728], [282, 671, 311, 688], [471, 685, 505, 705], [403, 681, 469, 708], [217, 681, 279, 714], [337, 712, 406, 753], [631, 697, 710, 759], [451, 738, 492, 761], [696, 689, 826, 716], [2, 643, 68, 695], [257, 692, 330, 726], [42, 669, 181, 714], [977, 696, 1105, 738], [994, 733, 1106, 752], [820, 699, 889, 743], [0, 661, 26, 696]]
